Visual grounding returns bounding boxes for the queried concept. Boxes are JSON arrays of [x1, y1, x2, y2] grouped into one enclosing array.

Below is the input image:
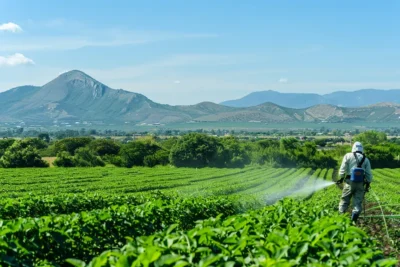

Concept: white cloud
[[174, 80, 181, 84], [278, 78, 289, 83], [0, 53, 35, 67], [0, 22, 22, 33]]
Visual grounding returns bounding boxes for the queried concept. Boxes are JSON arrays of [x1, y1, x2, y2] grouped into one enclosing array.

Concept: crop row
[[187, 168, 289, 197], [0, 196, 238, 266], [0, 167, 334, 221], [0, 192, 176, 220], [0, 167, 250, 198], [70, 199, 396, 267]]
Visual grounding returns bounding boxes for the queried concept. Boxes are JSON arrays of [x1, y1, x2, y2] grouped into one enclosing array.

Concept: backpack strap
[[353, 152, 366, 168]]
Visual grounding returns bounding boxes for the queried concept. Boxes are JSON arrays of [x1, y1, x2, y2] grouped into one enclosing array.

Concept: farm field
[[0, 166, 398, 266]]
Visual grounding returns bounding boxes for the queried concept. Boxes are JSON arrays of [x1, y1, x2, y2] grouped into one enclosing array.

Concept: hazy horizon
[[1, 0, 400, 105]]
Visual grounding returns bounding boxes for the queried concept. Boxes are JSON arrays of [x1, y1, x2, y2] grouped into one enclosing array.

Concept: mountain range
[[221, 89, 400, 108], [1, 70, 400, 125]]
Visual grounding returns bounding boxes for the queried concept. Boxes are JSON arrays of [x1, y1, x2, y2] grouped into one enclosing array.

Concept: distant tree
[[314, 138, 327, 147], [280, 138, 299, 153], [298, 142, 317, 158], [364, 144, 397, 168], [0, 138, 16, 159], [38, 133, 51, 143], [215, 136, 250, 168], [53, 152, 76, 167], [0, 141, 48, 168], [89, 139, 121, 157], [257, 139, 280, 149], [102, 154, 124, 167], [53, 148, 105, 168], [141, 149, 170, 167], [354, 131, 387, 145], [54, 130, 80, 139], [54, 137, 93, 155], [160, 137, 179, 150], [122, 137, 133, 143], [120, 140, 162, 167], [0, 138, 15, 151], [74, 147, 105, 167], [309, 153, 337, 169], [143, 155, 159, 167], [21, 138, 48, 150], [170, 133, 219, 167], [89, 129, 97, 135]]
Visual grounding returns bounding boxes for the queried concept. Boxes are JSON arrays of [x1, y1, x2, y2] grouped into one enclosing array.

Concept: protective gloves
[[365, 182, 371, 192], [336, 178, 344, 185]]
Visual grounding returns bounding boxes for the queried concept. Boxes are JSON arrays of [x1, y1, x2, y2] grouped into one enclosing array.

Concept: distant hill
[[221, 89, 400, 108], [1, 70, 400, 125], [2, 71, 196, 124]]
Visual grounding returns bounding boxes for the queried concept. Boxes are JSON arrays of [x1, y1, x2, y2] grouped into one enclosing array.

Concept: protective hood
[[352, 141, 364, 153]]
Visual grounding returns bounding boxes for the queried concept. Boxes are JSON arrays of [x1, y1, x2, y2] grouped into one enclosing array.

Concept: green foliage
[[354, 130, 387, 145], [74, 147, 105, 167], [257, 139, 280, 149], [169, 133, 219, 167], [119, 140, 163, 167], [54, 137, 94, 155], [38, 133, 51, 143], [215, 136, 251, 168], [0, 138, 15, 158], [89, 139, 121, 156], [0, 196, 236, 266], [0, 138, 15, 150], [5, 133, 400, 170], [0, 140, 48, 168], [143, 154, 159, 167], [160, 137, 179, 150], [280, 137, 299, 151], [311, 153, 338, 169], [257, 146, 296, 167], [54, 148, 105, 167], [314, 138, 327, 147], [0, 166, 398, 264], [38, 146, 56, 157], [169, 134, 250, 168], [326, 144, 351, 160], [53, 151, 76, 167], [74, 199, 392, 267], [254, 138, 336, 169], [0, 192, 165, 221], [364, 144, 398, 168], [102, 154, 124, 167], [20, 137, 48, 150], [144, 149, 170, 167]]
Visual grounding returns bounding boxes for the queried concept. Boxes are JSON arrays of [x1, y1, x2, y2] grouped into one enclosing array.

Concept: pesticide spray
[[292, 180, 336, 196], [263, 178, 336, 205]]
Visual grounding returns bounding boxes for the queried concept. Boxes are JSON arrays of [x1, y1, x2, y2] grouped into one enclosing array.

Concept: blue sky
[[1, 0, 400, 105]]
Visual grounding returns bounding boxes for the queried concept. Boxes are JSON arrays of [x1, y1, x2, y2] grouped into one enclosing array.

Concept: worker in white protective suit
[[336, 141, 372, 222]]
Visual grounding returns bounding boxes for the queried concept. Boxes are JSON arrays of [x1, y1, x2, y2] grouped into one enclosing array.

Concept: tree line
[[0, 131, 398, 169]]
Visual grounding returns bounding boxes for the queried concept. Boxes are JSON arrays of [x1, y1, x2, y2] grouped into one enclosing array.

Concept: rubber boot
[[351, 212, 360, 223]]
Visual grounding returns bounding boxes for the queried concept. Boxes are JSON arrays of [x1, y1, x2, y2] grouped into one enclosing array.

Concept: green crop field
[[0, 166, 398, 266]]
